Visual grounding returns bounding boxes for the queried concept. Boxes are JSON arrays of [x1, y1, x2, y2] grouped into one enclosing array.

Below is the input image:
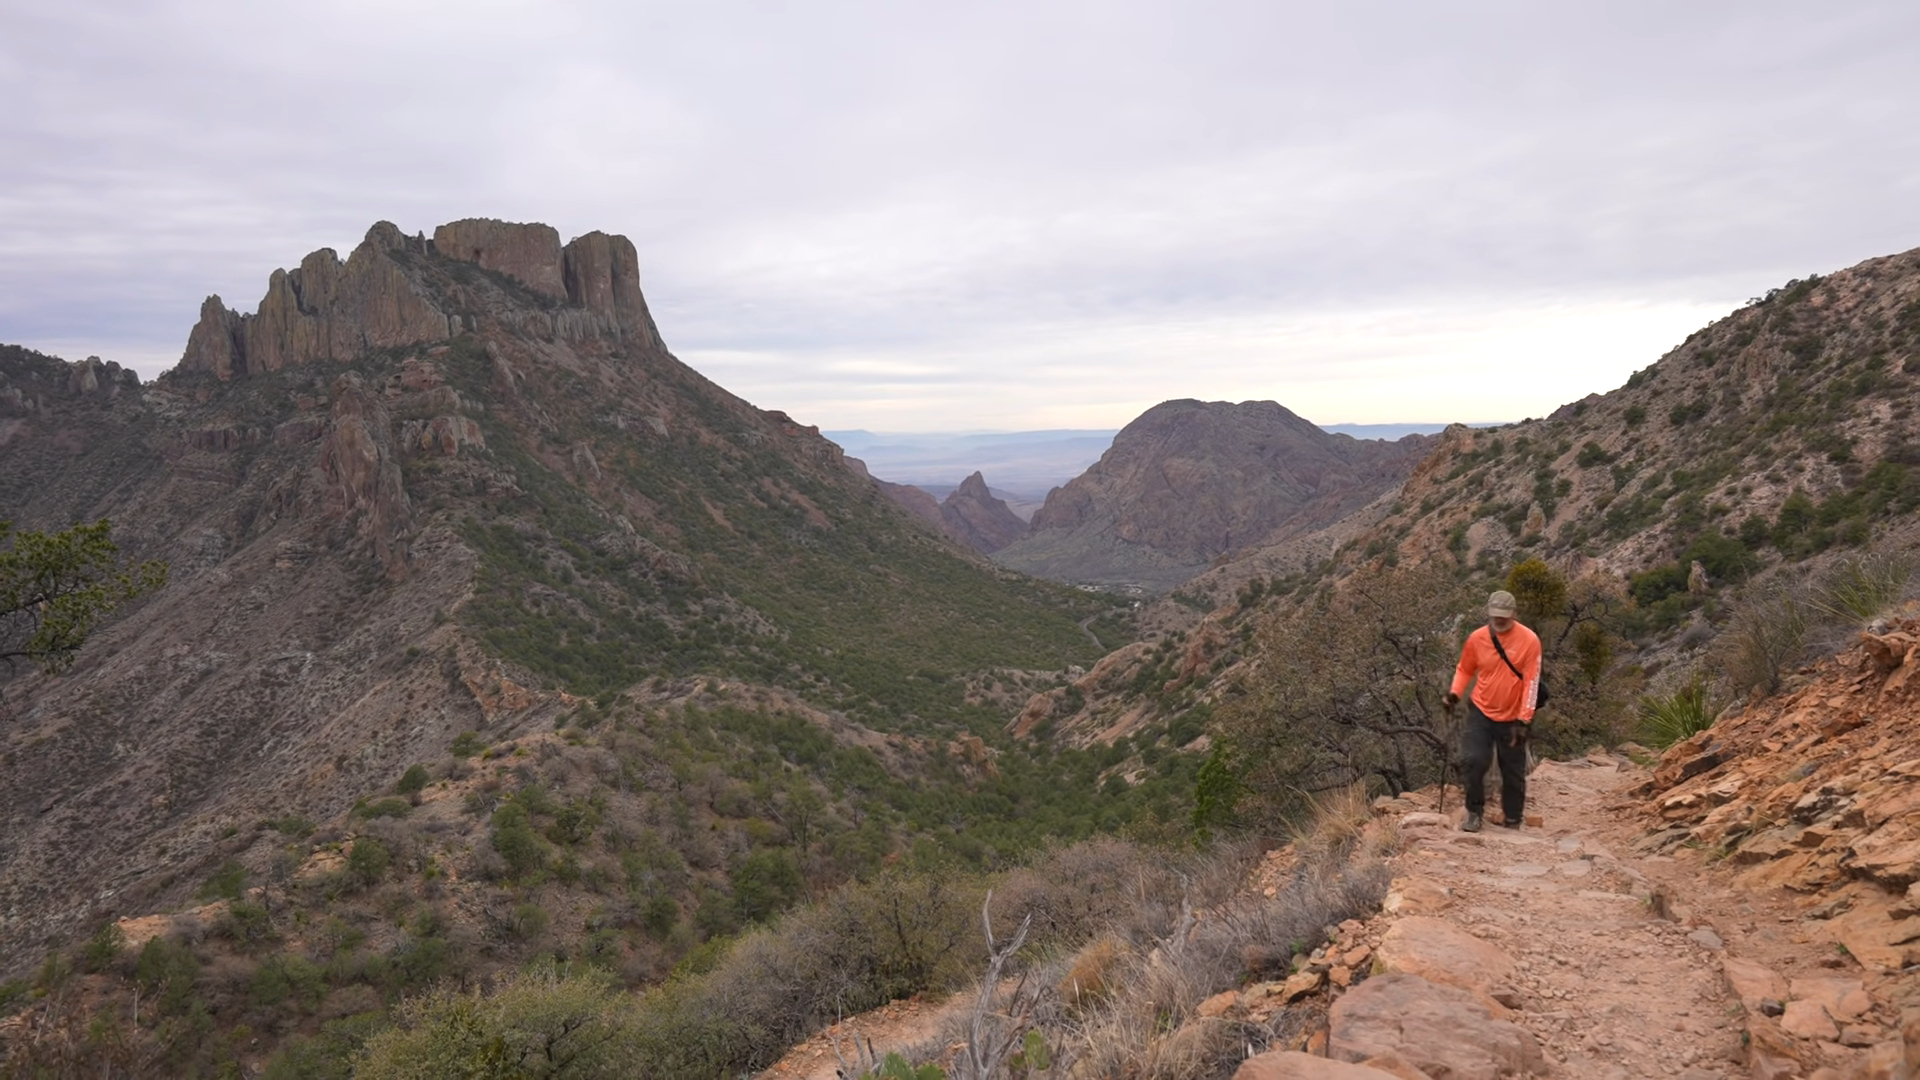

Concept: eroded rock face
[[559, 230, 663, 348]]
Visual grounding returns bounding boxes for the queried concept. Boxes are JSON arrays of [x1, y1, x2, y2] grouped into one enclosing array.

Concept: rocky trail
[[762, 750, 1912, 1079], [762, 623, 1920, 1079], [1301, 755, 1767, 1079]]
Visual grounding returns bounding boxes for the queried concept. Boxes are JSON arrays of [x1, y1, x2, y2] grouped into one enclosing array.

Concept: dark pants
[[1462, 703, 1527, 823]]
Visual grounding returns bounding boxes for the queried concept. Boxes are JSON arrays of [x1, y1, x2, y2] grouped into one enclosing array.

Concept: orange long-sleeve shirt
[[1450, 622, 1542, 723]]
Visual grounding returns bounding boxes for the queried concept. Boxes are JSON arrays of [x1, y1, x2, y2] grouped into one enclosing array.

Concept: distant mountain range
[[827, 423, 1482, 506]]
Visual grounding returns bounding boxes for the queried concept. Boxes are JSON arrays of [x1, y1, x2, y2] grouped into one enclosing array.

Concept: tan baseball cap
[[1487, 590, 1518, 617]]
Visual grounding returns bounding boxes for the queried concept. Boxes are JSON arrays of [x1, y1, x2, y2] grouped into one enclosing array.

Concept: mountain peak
[[994, 398, 1433, 590]]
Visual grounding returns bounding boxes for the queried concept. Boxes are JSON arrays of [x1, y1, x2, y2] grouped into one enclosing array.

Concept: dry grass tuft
[[1057, 935, 1127, 1011], [933, 831, 1392, 1080]]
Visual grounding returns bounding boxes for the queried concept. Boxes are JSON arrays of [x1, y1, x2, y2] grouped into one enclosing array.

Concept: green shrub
[[1692, 530, 1754, 579], [353, 798, 412, 820], [221, 900, 275, 946], [356, 963, 636, 1080], [135, 937, 202, 1014], [510, 903, 551, 941], [730, 850, 805, 924], [395, 765, 430, 797], [346, 838, 392, 890], [449, 731, 485, 758], [1506, 558, 1568, 623], [1629, 564, 1690, 607], [491, 802, 549, 880], [268, 815, 317, 838], [250, 953, 326, 1010], [261, 1013, 384, 1080], [79, 923, 126, 974], [198, 860, 248, 902]]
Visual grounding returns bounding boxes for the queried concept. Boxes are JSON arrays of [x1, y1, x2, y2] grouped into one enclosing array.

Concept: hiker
[[1443, 589, 1541, 832]]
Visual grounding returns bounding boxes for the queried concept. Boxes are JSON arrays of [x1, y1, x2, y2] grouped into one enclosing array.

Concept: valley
[[4, 223, 1920, 1078]]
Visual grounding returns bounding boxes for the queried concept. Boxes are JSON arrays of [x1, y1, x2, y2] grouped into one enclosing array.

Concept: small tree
[[1211, 563, 1474, 827], [1, 519, 166, 684], [1505, 558, 1568, 626]]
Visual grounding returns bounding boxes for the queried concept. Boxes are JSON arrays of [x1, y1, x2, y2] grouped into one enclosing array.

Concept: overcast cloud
[[3, 1, 1917, 430]]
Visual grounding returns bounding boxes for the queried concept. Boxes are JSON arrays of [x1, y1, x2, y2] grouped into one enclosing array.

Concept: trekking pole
[[1439, 699, 1455, 814]]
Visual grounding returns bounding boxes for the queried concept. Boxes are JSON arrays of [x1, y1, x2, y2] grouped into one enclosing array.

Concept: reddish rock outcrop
[[1634, 616, 1920, 1075], [1637, 618, 1920, 927], [180, 295, 246, 378], [1329, 974, 1545, 1080]]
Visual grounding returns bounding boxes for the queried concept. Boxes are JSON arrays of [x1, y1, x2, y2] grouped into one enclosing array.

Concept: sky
[[3, 2, 1918, 433]]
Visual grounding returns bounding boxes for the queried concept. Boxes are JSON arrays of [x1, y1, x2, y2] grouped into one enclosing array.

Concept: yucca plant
[[1808, 552, 1915, 623], [1637, 676, 1718, 748]]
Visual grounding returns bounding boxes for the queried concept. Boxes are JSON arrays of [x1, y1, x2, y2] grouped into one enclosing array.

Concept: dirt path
[[1388, 755, 1748, 1078]]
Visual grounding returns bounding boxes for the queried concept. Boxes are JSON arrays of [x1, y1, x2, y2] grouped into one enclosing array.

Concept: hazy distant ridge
[[829, 423, 1471, 500]]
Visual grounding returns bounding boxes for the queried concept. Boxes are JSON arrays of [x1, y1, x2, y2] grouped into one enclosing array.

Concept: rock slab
[[1329, 973, 1545, 1080], [1374, 916, 1516, 993], [1233, 1050, 1406, 1080]]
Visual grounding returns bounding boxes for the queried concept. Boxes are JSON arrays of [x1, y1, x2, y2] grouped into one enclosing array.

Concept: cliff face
[[994, 399, 1432, 590], [177, 219, 664, 381]]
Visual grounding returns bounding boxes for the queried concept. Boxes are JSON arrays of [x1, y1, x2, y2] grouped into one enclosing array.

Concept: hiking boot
[[1461, 812, 1483, 832], [1499, 818, 1523, 829]]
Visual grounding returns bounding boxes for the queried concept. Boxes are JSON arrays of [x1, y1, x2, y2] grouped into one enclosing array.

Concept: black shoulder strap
[[1487, 625, 1527, 683]]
